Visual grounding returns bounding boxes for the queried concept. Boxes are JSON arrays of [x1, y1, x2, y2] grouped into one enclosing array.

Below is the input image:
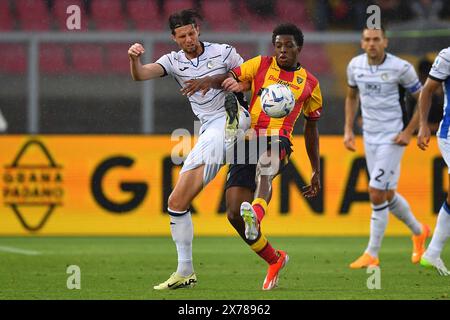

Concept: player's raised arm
[[417, 78, 442, 150], [343, 86, 359, 152], [128, 43, 165, 81], [180, 73, 230, 96]]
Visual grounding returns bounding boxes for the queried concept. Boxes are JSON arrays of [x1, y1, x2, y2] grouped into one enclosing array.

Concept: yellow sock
[[252, 198, 267, 221], [252, 198, 267, 210], [250, 235, 268, 253]]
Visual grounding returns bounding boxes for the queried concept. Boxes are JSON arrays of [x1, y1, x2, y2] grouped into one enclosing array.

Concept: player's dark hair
[[272, 23, 304, 47], [168, 9, 203, 35]]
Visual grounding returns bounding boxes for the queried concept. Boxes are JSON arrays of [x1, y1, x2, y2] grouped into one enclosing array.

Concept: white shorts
[[180, 107, 250, 186], [364, 142, 405, 190], [180, 114, 227, 186], [438, 137, 450, 173]]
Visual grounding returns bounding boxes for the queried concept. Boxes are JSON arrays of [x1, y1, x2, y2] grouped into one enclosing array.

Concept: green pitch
[[0, 236, 449, 300]]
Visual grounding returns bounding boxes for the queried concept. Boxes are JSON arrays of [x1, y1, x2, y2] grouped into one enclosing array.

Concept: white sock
[[389, 193, 422, 235], [424, 202, 450, 260], [366, 201, 389, 258], [168, 208, 194, 277]]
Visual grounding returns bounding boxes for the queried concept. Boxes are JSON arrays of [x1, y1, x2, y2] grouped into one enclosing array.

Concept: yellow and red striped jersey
[[231, 55, 322, 140]]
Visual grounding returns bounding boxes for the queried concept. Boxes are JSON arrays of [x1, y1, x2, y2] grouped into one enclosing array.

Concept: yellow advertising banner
[[0, 135, 445, 236]]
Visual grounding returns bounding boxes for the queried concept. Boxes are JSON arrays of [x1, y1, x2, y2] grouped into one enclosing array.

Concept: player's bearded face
[[361, 29, 388, 60], [172, 24, 201, 55], [274, 35, 300, 69]]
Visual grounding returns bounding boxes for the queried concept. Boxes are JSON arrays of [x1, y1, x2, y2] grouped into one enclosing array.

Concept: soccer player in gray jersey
[[344, 27, 430, 269], [418, 47, 450, 276], [128, 9, 250, 289]]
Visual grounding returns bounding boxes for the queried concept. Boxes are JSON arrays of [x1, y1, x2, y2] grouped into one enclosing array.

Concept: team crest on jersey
[[297, 76, 303, 84], [381, 73, 389, 81], [207, 61, 213, 69]]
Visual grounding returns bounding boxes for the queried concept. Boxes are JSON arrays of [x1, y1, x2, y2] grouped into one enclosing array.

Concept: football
[[260, 84, 296, 118]]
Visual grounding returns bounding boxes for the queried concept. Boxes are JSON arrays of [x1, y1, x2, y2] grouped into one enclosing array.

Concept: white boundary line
[[0, 246, 41, 256]]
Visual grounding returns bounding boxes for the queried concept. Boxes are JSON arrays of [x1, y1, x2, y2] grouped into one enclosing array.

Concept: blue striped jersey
[[431, 47, 450, 139]]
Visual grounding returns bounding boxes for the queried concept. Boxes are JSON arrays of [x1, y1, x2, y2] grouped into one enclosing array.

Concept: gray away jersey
[[347, 53, 422, 144], [156, 42, 243, 124], [430, 47, 450, 140]]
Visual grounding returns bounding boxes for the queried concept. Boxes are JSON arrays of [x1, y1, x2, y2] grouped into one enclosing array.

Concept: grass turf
[[0, 236, 449, 300]]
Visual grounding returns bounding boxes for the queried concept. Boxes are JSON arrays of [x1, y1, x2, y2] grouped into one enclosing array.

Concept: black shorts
[[225, 136, 293, 192]]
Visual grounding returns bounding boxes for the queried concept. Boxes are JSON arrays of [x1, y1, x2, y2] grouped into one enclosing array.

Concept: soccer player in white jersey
[[344, 27, 430, 269], [128, 9, 250, 289], [417, 47, 450, 276]]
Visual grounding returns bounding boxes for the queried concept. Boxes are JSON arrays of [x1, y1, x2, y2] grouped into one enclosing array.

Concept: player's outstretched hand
[[393, 130, 412, 146], [181, 78, 212, 97], [128, 43, 145, 60], [302, 171, 320, 198], [222, 78, 242, 92], [343, 131, 356, 152], [417, 125, 431, 150]]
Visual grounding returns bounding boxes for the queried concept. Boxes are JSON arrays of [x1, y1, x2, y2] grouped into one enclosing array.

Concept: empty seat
[[104, 44, 131, 74], [153, 43, 180, 61], [70, 44, 105, 74], [90, 0, 127, 30], [164, 0, 195, 18], [240, 2, 278, 32], [16, 0, 51, 30], [127, 0, 164, 30], [233, 43, 257, 61], [276, 0, 308, 23], [52, 0, 88, 31], [299, 45, 330, 75], [0, 44, 27, 74], [39, 44, 69, 74], [276, 0, 315, 30], [202, 0, 239, 31], [0, 1, 14, 30]]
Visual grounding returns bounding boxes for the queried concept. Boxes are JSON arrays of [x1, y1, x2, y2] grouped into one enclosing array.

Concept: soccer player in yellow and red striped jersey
[[182, 23, 322, 290], [229, 52, 322, 140]]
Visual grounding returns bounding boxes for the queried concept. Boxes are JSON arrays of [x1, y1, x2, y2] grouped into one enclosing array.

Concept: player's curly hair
[[272, 23, 304, 47], [168, 9, 203, 35]]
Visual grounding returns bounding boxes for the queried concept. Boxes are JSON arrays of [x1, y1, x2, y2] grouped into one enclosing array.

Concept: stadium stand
[[52, 0, 88, 31], [90, 0, 128, 30], [16, 0, 51, 30], [240, 1, 279, 32], [164, 0, 195, 18], [39, 43, 70, 74], [0, 0, 14, 30], [202, 0, 239, 31], [70, 44, 105, 74], [0, 44, 27, 74], [104, 43, 132, 74], [126, 0, 164, 30], [276, 0, 315, 30]]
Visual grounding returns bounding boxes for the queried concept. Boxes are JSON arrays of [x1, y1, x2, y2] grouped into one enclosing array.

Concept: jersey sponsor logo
[[365, 83, 381, 94], [268, 75, 300, 90], [357, 73, 364, 78], [179, 67, 189, 71]]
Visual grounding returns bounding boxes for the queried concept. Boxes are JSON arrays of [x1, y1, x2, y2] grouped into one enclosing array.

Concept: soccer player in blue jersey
[[417, 47, 450, 276]]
